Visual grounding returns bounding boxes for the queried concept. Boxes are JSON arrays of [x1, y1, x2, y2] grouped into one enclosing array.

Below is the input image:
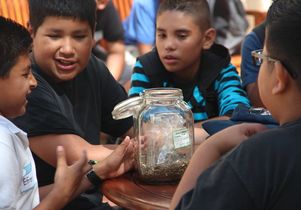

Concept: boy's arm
[[170, 123, 266, 209], [216, 64, 250, 116], [137, 43, 153, 55], [34, 187, 70, 210], [38, 185, 53, 200], [36, 138, 134, 210], [105, 40, 125, 81], [29, 134, 115, 167], [34, 146, 89, 210], [74, 137, 134, 195]]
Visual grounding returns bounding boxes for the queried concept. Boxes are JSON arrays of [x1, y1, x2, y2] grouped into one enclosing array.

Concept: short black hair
[[0, 16, 32, 78], [266, 0, 301, 84], [29, 0, 96, 33], [157, 0, 211, 31]]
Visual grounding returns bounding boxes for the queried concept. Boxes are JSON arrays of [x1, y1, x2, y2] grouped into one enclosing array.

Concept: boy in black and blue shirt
[[129, 0, 250, 124]]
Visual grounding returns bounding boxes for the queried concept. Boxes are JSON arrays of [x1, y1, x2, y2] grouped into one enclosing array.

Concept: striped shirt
[[129, 45, 250, 122]]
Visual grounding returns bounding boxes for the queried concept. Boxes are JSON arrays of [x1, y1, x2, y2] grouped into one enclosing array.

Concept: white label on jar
[[173, 128, 190, 149]]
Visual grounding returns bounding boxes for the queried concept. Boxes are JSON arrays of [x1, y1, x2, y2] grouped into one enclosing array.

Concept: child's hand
[[53, 146, 89, 201], [206, 123, 267, 155], [94, 136, 134, 179]]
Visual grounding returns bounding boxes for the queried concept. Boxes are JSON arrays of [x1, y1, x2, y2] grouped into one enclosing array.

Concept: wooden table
[[101, 173, 177, 210]]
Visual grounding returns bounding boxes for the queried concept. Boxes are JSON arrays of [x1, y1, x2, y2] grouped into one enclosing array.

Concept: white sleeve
[[0, 135, 19, 209]]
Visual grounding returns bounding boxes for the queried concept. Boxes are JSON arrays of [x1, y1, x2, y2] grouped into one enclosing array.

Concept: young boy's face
[[156, 11, 207, 79], [0, 54, 37, 118], [31, 17, 94, 82]]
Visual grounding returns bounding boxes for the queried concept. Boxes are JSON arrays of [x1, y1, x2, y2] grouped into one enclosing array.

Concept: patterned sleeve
[[128, 59, 151, 97], [214, 64, 250, 116]]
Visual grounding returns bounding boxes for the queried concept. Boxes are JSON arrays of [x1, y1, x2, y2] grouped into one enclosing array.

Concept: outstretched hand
[[53, 146, 89, 201], [94, 136, 134, 179]]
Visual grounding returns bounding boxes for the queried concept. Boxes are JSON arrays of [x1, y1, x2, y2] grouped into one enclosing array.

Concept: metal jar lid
[[112, 96, 143, 120]]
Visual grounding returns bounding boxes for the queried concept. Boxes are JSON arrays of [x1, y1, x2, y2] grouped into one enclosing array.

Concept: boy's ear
[[272, 62, 290, 95], [202, 28, 216, 50], [96, 0, 109, 10], [27, 23, 35, 38]]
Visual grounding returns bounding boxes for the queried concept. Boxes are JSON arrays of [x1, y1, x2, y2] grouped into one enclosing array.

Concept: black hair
[[266, 0, 301, 84], [0, 16, 32, 78], [29, 0, 96, 33], [157, 0, 211, 31]]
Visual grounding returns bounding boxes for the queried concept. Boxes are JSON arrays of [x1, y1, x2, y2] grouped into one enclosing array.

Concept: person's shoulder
[[207, 44, 231, 63], [138, 48, 159, 62], [29, 68, 59, 100], [202, 44, 232, 72], [244, 31, 259, 42], [0, 117, 20, 145], [86, 54, 125, 89], [138, 48, 165, 76], [86, 54, 111, 76], [242, 31, 262, 49]]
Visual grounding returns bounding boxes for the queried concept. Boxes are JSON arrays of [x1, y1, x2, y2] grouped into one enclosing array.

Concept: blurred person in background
[[94, 0, 127, 83]]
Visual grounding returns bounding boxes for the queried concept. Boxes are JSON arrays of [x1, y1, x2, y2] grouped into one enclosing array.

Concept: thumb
[[56, 145, 67, 169], [107, 136, 131, 165]]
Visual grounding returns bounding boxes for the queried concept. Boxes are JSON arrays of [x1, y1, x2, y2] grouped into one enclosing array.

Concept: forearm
[[72, 137, 134, 197], [106, 41, 125, 81], [193, 127, 209, 146], [38, 185, 53, 200], [170, 139, 221, 209], [30, 134, 115, 167], [106, 53, 125, 81], [194, 115, 230, 127], [37, 158, 113, 207], [34, 187, 70, 210], [72, 160, 112, 197], [137, 43, 153, 55]]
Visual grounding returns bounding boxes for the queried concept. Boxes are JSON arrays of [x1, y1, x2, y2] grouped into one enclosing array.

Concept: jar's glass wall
[[136, 88, 194, 183]]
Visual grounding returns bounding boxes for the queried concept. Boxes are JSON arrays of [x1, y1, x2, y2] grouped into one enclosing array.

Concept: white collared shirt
[[0, 116, 39, 210]]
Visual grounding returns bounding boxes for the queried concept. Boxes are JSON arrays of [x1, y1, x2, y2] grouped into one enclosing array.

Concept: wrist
[[86, 160, 106, 187], [86, 167, 104, 187]]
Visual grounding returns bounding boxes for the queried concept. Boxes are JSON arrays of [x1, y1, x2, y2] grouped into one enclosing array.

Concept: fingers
[[107, 136, 134, 169], [114, 136, 131, 156], [56, 146, 89, 175], [121, 136, 131, 145], [240, 123, 267, 137]]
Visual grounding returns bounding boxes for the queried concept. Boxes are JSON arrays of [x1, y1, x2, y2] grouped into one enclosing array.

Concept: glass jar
[[112, 88, 194, 183]]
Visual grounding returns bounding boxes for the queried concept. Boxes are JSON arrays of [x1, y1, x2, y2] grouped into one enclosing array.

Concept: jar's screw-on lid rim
[[143, 88, 183, 99], [112, 88, 184, 120], [112, 96, 143, 120]]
